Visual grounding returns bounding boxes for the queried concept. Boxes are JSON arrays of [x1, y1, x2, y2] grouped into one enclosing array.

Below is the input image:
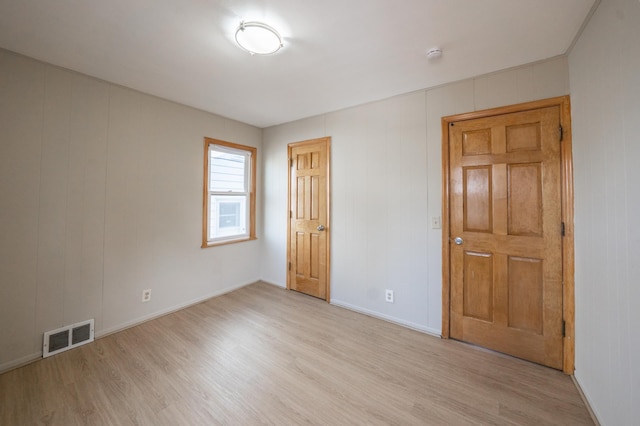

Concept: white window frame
[[202, 138, 256, 247]]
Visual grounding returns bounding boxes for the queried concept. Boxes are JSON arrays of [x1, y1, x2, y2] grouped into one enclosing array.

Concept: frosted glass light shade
[[235, 21, 283, 55]]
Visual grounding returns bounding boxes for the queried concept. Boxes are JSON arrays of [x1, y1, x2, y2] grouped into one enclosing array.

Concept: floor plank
[[0, 282, 593, 425]]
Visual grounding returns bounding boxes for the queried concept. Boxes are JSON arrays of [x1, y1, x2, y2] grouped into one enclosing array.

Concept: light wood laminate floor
[[0, 282, 593, 425]]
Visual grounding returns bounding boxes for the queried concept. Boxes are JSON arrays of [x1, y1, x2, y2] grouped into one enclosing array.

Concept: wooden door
[[288, 138, 330, 300], [447, 106, 564, 369]]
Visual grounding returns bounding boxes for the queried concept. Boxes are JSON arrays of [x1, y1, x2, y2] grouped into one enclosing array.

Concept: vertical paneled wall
[[261, 56, 570, 335], [568, 0, 640, 424], [0, 50, 262, 371]]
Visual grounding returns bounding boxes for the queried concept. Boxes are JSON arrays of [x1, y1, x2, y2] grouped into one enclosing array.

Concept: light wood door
[[288, 138, 330, 300], [448, 106, 563, 369]]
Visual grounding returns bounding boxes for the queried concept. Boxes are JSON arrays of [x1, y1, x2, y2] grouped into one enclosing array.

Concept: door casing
[[441, 96, 575, 374]]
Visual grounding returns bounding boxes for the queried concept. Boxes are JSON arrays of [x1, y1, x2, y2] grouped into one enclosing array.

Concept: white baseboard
[[572, 374, 602, 426], [258, 278, 286, 288], [258, 284, 441, 337], [2, 283, 442, 374], [1, 280, 260, 374], [0, 351, 43, 374], [330, 299, 442, 337], [96, 279, 257, 339]]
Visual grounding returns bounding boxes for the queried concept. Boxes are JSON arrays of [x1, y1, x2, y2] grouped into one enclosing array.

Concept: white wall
[[261, 57, 570, 336], [0, 50, 262, 371], [569, 0, 640, 424]]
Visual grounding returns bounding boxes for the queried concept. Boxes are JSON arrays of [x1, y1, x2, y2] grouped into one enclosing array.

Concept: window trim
[[202, 137, 257, 248]]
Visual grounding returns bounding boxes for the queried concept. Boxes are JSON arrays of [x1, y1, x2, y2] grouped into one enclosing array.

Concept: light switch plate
[[431, 216, 441, 229]]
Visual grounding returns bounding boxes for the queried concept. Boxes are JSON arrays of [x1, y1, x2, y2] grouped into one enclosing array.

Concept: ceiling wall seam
[[565, 0, 602, 56]]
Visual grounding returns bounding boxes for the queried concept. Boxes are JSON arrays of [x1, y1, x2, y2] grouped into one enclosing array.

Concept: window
[[202, 138, 256, 247]]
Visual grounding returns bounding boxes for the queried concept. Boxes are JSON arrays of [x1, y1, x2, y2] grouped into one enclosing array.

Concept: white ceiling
[[0, 0, 596, 128]]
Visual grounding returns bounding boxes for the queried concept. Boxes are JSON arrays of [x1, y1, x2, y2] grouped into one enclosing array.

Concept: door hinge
[[561, 222, 565, 237], [288, 262, 291, 271], [290, 210, 293, 218], [562, 320, 566, 337], [559, 125, 564, 142], [289, 158, 293, 167]]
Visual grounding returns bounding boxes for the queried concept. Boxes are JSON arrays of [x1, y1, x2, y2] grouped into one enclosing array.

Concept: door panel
[[463, 166, 492, 232], [288, 138, 330, 300], [507, 256, 543, 333], [449, 106, 563, 369], [462, 251, 493, 322], [508, 164, 542, 236]]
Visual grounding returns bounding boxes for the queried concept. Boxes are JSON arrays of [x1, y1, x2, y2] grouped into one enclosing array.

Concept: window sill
[[201, 236, 257, 248]]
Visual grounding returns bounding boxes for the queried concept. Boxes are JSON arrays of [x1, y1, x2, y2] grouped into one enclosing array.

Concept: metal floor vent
[[43, 319, 95, 358]]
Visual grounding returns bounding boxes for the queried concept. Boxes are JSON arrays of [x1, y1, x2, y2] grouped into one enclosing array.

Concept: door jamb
[[286, 137, 332, 302], [440, 96, 574, 374]]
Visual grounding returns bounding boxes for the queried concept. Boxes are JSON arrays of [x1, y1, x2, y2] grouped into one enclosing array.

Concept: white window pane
[[209, 194, 247, 239], [210, 150, 246, 192], [219, 202, 240, 228]]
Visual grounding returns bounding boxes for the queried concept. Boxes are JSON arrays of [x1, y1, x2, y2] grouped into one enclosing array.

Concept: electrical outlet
[[385, 289, 394, 303], [142, 289, 152, 302]]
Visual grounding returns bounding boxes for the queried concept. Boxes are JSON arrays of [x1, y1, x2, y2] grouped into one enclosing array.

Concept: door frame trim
[[286, 137, 332, 302], [440, 96, 574, 373]]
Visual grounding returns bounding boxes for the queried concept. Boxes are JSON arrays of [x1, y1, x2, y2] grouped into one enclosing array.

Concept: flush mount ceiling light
[[235, 21, 283, 55]]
